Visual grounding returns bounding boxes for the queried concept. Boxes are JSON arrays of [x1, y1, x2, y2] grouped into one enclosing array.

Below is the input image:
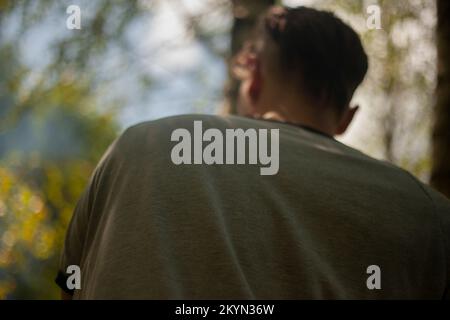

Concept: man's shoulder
[[115, 114, 282, 153], [111, 114, 254, 156], [123, 114, 261, 134]]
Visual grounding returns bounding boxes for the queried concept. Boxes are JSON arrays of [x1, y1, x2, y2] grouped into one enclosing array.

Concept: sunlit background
[[0, 0, 438, 299]]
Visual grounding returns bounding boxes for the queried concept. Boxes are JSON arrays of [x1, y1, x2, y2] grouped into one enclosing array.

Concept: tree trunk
[[221, 0, 275, 115], [431, 0, 450, 197]]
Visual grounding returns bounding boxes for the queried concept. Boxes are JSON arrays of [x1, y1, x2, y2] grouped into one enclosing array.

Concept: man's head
[[234, 6, 368, 136]]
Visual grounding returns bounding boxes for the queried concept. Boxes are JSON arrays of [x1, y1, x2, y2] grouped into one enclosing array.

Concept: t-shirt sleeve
[[55, 185, 93, 295], [55, 139, 118, 295]]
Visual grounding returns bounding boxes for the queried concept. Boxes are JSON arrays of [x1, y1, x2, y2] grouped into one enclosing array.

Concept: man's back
[[59, 114, 450, 299]]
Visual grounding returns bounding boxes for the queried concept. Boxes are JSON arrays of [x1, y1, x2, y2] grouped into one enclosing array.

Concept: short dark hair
[[261, 6, 368, 112]]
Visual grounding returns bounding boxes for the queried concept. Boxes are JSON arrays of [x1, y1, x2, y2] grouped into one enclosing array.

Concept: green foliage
[[0, 1, 122, 299], [0, 77, 118, 298]]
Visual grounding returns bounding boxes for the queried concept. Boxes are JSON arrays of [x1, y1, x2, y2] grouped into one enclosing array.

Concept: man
[[56, 6, 450, 299]]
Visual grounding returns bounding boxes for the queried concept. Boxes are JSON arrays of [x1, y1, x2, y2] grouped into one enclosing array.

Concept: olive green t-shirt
[[57, 114, 450, 299]]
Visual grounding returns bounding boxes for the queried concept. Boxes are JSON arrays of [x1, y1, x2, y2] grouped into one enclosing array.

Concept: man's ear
[[248, 60, 263, 105], [336, 105, 359, 135]]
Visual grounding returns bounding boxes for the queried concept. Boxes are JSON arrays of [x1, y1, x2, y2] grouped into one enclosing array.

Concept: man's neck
[[261, 106, 338, 137]]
